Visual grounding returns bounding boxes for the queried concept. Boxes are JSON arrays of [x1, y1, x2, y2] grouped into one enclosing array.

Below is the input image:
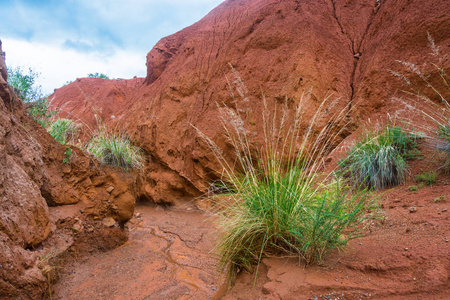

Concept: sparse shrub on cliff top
[[48, 118, 80, 145], [87, 72, 109, 79], [7, 66, 42, 102], [86, 127, 145, 170], [195, 68, 377, 273], [339, 125, 418, 190], [7, 66, 58, 128]]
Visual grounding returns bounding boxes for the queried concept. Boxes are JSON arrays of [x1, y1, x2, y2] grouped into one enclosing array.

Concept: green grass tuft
[[434, 195, 446, 203], [47, 118, 80, 144], [408, 185, 418, 192], [340, 126, 418, 190], [63, 147, 72, 164], [214, 171, 375, 272], [415, 171, 437, 185], [86, 127, 145, 170]]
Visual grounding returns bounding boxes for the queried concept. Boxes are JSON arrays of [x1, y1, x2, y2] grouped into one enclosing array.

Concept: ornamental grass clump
[[339, 126, 418, 190], [86, 127, 145, 171], [47, 118, 80, 145], [195, 70, 377, 273]]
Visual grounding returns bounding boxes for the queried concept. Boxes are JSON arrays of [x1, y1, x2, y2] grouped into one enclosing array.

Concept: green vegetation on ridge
[[7, 66, 42, 102]]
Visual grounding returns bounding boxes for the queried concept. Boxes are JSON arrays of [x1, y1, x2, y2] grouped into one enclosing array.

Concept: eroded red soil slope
[[0, 41, 140, 298]]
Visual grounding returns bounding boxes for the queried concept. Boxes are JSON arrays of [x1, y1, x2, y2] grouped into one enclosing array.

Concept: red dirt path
[[53, 205, 228, 300]]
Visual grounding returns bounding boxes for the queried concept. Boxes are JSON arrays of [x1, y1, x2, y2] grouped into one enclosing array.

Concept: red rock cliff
[[49, 0, 450, 205]]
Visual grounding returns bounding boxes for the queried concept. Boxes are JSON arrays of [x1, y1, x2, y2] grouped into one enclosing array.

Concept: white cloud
[[2, 38, 147, 95], [0, 0, 225, 95]]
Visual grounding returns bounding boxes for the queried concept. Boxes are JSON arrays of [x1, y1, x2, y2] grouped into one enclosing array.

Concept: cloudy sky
[[0, 0, 224, 94]]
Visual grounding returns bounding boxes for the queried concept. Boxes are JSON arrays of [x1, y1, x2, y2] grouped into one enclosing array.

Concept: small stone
[[102, 217, 116, 227], [404, 247, 408, 251], [85, 225, 94, 232], [409, 207, 417, 213], [72, 221, 83, 232], [442, 208, 448, 212], [106, 186, 115, 193]]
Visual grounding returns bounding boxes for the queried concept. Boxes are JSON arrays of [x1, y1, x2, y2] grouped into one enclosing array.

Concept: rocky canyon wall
[[0, 40, 139, 298]]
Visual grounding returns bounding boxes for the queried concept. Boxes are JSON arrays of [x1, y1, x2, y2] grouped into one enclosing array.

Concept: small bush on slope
[[339, 126, 418, 190], [28, 97, 57, 128], [86, 127, 145, 171], [195, 70, 377, 273], [47, 118, 80, 145]]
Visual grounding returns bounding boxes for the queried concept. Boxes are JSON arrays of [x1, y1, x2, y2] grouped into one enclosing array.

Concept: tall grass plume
[[390, 33, 450, 171], [195, 67, 377, 274]]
